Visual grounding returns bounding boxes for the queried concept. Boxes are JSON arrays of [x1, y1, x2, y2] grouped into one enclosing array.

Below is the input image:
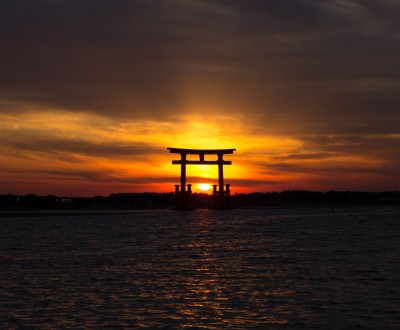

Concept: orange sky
[[0, 110, 398, 196], [0, 1, 399, 196]]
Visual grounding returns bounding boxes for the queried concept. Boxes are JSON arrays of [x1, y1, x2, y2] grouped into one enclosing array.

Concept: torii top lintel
[[167, 147, 236, 165], [167, 148, 236, 155]]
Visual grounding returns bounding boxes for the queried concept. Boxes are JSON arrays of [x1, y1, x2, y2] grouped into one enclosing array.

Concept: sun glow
[[198, 183, 211, 191]]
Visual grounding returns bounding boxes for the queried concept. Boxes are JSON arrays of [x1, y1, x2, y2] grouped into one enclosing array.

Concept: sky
[[1, 0, 399, 196]]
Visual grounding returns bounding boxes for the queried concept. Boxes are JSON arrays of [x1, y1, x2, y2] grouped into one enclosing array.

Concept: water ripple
[[0, 208, 399, 329]]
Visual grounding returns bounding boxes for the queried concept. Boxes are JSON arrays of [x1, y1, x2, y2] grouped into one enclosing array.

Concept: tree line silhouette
[[1, 190, 399, 210]]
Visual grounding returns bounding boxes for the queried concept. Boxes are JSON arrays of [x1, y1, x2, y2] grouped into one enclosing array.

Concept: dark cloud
[[29, 169, 177, 184], [0, 0, 398, 130], [264, 161, 398, 176], [271, 152, 336, 161], [0, 128, 159, 161], [300, 134, 400, 162]]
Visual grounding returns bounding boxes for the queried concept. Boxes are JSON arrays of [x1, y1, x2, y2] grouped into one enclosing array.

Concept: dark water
[[0, 207, 399, 329]]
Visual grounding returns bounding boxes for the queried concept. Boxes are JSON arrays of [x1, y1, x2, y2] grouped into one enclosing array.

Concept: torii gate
[[167, 147, 236, 209]]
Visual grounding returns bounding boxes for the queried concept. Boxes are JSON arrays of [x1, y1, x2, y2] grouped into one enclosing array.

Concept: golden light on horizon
[[1, 108, 396, 196], [0, 109, 314, 195]]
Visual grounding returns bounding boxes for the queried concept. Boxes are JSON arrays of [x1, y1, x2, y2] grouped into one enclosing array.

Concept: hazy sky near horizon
[[1, 0, 399, 196]]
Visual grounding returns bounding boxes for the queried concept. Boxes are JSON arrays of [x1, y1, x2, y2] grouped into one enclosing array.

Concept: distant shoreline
[[1, 191, 399, 214]]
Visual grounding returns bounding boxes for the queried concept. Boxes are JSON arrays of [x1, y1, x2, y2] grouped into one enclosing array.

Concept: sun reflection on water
[[165, 211, 306, 328]]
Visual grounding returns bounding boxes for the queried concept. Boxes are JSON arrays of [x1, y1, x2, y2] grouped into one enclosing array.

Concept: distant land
[[1, 191, 400, 210]]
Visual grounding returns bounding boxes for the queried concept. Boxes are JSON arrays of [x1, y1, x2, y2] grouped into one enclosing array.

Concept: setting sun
[[198, 183, 211, 191]]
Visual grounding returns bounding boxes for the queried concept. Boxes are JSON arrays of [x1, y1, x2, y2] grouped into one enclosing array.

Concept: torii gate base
[[167, 148, 236, 210]]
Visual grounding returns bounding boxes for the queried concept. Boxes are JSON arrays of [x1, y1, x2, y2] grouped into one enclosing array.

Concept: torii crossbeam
[[167, 147, 236, 209]]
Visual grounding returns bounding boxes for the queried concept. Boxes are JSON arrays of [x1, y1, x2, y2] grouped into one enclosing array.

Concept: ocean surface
[[0, 207, 399, 329]]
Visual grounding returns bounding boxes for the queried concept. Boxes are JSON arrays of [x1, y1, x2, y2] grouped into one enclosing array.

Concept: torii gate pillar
[[167, 148, 236, 209]]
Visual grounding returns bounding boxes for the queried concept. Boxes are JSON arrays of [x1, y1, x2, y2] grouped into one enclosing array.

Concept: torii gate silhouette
[[167, 147, 236, 209]]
